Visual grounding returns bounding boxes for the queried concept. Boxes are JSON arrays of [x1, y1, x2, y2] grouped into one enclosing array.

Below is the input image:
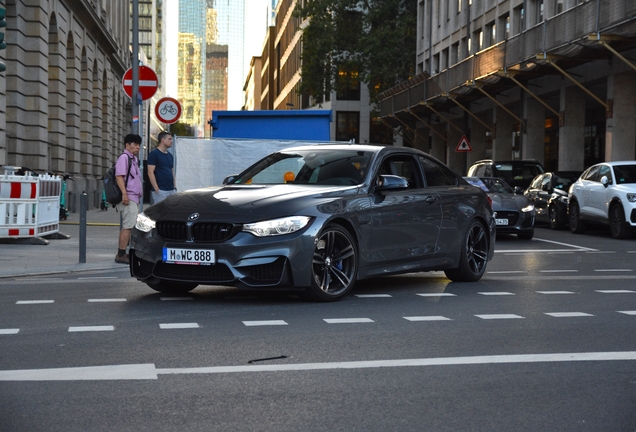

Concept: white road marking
[[88, 298, 127, 303], [403, 316, 451, 321], [586, 251, 616, 254], [488, 271, 525, 274], [160, 297, 193, 301], [475, 314, 524, 320], [618, 311, 636, 315], [324, 318, 374, 324], [594, 269, 633, 272], [6, 351, 636, 380], [478, 292, 515, 296], [536, 291, 575, 295], [416, 293, 456, 297], [596, 290, 635, 294], [0, 329, 19, 335], [160, 323, 200, 329], [68, 326, 114, 332], [242, 320, 288, 326], [540, 270, 578, 273], [16, 300, 54, 304], [77, 277, 119, 280], [355, 294, 392, 298], [545, 312, 593, 318]]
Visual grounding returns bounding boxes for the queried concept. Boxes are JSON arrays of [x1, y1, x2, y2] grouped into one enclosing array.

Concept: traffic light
[[0, 7, 6, 73]]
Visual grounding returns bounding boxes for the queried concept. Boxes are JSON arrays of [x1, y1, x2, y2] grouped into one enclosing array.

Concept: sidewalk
[[0, 206, 129, 278]]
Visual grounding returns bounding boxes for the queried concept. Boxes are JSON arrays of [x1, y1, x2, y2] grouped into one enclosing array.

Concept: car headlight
[[627, 193, 636, 203], [135, 212, 156, 232], [243, 216, 311, 237], [521, 204, 535, 213]]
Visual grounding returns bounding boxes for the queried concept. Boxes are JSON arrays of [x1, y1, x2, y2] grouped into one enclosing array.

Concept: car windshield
[[465, 177, 514, 193], [230, 149, 372, 186], [613, 164, 636, 185], [553, 172, 580, 189]]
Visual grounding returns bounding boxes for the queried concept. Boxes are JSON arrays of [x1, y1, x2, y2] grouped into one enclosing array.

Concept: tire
[[146, 280, 198, 294], [609, 203, 632, 239], [444, 220, 489, 282], [304, 224, 358, 302], [518, 228, 534, 240], [568, 200, 586, 234], [548, 204, 564, 230]]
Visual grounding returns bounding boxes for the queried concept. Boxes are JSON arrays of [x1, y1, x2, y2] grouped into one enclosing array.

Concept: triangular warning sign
[[455, 135, 472, 152]]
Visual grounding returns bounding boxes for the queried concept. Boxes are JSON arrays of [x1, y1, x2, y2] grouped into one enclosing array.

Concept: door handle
[[425, 195, 437, 203]]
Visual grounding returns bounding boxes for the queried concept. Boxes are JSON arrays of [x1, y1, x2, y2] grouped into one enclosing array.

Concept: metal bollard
[[79, 192, 87, 263]]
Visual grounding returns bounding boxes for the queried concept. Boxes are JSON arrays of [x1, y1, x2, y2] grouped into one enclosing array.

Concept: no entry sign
[[155, 97, 182, 124], [122, 66, 158, 101]]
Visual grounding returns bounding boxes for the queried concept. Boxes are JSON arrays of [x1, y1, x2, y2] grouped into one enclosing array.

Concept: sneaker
[[114, 253, 129, 264]]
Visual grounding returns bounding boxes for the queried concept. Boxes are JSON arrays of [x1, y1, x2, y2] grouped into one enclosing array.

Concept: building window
[[499, 13, 510, 40], [370, 116, 392, 145], [336, 111, 360, 143], [486, 21, 495, 46], [457, 0, 462, 13], [513, 6, 525, 34], [451, 42, 459, 65], [555, 0, 564, 14], [336, 69, 360, 101]]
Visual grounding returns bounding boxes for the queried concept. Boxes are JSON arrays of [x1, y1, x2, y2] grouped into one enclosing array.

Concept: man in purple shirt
[[115, 134, 143, 264]]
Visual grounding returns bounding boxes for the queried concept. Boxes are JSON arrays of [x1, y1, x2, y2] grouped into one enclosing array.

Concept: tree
[[298, 0, 416, 104]]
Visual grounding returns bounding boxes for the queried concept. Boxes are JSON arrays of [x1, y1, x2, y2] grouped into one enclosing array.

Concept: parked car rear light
[[486, 195, 493, 210]]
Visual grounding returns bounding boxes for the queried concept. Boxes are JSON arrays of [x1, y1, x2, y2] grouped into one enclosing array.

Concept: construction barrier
[[0, 173, 61, 239]]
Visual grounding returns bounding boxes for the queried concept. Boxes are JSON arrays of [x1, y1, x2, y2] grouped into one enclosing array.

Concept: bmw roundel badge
[[188, 212, 200, 221]]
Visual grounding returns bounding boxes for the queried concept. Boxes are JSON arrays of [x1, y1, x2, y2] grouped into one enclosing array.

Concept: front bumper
[[129, 224, 319, 289]]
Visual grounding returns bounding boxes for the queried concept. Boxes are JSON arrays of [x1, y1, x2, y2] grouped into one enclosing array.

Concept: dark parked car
[[467, 159, 545, 190], [465, 176, 535, 239], [524, 171, 582, 229], [130, 144, 496, 301]]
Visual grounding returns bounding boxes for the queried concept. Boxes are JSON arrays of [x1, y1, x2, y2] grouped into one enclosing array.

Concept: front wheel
[[303, 224, 358, 302], [569, 200, 586, 234], [609, 203, 632, 239], [444, 220, 489, 282], [146, 280, 198, 294]]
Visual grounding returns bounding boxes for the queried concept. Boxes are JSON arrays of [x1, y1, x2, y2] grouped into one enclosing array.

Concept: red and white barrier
[[0, 174, 61, 239]]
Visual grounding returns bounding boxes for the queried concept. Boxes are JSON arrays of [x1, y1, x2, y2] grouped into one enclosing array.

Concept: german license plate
[[495, 218, 509, 226], [163, 248, 215, 265]]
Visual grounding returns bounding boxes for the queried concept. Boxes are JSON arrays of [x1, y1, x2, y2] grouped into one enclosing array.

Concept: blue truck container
[[209, 110, 332, 140]]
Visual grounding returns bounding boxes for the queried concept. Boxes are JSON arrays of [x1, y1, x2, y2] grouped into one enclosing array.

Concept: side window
[[481, 165, 491, 177], [541, 174, 551, 190], [419, 156, 458, 187], [529, 174, 543, 189], [378, 155, 422, 188], [583, 166, 600, 182], [598, 165, 612, 183]]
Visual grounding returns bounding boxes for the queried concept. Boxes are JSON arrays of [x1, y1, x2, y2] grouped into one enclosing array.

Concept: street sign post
[[122, 65, 158, 101], [155, 97, 182, 124]]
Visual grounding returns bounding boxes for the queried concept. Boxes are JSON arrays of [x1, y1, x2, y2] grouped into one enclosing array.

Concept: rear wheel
[[609, 203, 632, 239], [568, 200, 586, 234], [444, 220, 489, 282], [304, 224, 358, 302], [146, 280, 198, 294], [548, 204, 565, 230]]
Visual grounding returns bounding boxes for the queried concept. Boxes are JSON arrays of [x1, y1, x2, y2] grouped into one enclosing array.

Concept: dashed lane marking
[[159, 323, 200, 329], [536, 291, 576, 295], [160, 297, 193, 301], [594, 269, 633, 272], [545, 312, 594, 318], [77, 277, 119, 280], [88, 298, 127, 302], [475, 314, 524, 319], [16, 300, 54, 305], [324, 318, 374, 324], [478, 292, 515, 296], [416, 293, 456, 297], [242, 320, 288, 326], [618, 311, 636, 315], [539, 270, 578, 273], [596, 290, 635, 293], [68, 326, 114, 332], [403, 316, 451, 321], [5, 352, 636, 380], [355, 294, 392, 298], [0, 329, 19, 335]]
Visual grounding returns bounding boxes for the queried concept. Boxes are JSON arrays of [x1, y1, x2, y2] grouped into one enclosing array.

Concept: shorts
[[151, 189, 176, 204], [115, 201, 139, 229]]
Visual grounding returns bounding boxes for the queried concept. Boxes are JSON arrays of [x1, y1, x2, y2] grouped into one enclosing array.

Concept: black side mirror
[[375, 175, 409, 191], [223, 175, 237, 185]]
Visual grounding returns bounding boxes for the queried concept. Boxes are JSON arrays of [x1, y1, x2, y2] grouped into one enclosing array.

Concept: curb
[[60, 222, 120, 227]]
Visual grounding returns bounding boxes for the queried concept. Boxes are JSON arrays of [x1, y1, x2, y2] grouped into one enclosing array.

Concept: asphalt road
[[1, 225, 635, 431]]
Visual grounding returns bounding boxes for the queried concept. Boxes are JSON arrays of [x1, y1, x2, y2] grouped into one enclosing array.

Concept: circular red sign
[[122, 66, 158, 101], [155, 97, 182, 124]]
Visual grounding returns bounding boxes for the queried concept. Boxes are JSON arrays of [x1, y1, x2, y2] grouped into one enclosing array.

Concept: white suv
[[568, 161, 636, 239]]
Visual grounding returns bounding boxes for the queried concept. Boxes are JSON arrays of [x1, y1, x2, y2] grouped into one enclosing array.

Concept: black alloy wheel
[[548, 204, 564, 230], [609, 203, 632, 239], [306, 224, 358, 302], [568, 200, 586, 234], [444, 220, 489, 282]]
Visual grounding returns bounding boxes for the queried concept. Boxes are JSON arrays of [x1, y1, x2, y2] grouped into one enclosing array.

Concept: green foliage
[[297, 0, 416, 104]]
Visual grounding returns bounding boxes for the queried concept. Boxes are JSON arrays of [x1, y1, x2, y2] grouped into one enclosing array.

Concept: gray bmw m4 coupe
[[130, 144, 496, 301]]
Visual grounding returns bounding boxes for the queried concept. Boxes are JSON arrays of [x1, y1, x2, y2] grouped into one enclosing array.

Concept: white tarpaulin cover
[[174, 138, 336, 192]]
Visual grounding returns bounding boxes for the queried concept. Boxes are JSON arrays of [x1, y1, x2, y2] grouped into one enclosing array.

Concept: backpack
[[103, 154, 133, 206]]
